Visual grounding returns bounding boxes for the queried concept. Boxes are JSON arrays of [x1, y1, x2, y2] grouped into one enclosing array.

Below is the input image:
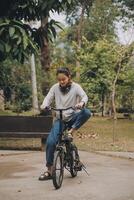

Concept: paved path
[[0, 150, 134, 200]]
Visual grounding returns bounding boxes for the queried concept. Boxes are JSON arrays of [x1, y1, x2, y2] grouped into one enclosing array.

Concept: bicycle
[[50, 107, 89, 189]]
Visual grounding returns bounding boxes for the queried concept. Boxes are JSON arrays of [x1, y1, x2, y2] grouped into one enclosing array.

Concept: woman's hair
[[56, 67, 71, 77]]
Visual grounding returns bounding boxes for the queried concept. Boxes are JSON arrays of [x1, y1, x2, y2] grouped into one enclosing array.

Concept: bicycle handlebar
[[47, 106, 76, 111], [41, 106, 83, 114]]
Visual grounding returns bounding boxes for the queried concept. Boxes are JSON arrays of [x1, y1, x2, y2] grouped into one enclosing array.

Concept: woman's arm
[[40, 85, 55, 109]]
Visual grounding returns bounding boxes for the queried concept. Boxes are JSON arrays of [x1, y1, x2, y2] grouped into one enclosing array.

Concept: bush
[[117, 108, 134, 113]]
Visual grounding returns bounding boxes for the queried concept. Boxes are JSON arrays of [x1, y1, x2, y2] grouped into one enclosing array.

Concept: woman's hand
[[75, 102, 85, 109]]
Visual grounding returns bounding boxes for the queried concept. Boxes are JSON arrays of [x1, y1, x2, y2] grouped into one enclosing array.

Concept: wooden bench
[[0, 115, 53, 151]]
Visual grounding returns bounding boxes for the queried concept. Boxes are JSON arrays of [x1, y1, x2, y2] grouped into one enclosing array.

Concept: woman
[[39, 67, 91, 180]]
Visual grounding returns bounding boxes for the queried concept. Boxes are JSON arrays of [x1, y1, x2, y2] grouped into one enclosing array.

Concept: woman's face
[[57, 73, 70, 87]]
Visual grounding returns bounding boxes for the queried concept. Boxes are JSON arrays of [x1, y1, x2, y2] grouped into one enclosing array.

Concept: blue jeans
[[45, 108, 91, 167]]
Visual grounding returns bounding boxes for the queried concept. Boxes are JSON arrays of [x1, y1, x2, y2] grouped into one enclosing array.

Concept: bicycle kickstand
[[81, 164, 90, 176]]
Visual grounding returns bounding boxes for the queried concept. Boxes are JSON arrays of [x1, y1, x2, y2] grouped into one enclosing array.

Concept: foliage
[[115, 0, 134, 12], [84, 0, 119, 41], [64, 0, 119, 42], [0, 0, 133, 114], [0, 59, 32, 112], [74, 37, 134, 112], [114, 0, 134, 20], [0, 19, 37, 63], [50, 28, 76, 71], [65, 0, 94, 24], [0, 0, 74, 62], [0, 0, 74, 19], [116, 59, 134, 111]]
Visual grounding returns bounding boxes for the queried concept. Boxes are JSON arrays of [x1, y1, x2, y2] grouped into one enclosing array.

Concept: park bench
[[0, 115, 53, 151]]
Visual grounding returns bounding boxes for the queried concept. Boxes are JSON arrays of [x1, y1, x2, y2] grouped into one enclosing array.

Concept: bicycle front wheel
[[52, 150, 64, 189], [70, 145, 79, 177]]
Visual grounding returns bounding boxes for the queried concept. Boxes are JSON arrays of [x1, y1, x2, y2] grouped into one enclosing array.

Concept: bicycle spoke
[[52, 150, 64, 189]]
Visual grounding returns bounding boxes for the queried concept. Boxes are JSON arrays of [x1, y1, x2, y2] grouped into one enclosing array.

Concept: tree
[[117, 62, 134, 112], [0, 0, 74, 111], [84, 0, 119, 41], [0, 59, 32, 112], [61, 0, 119, 80], [77, 37, 134, 118], [30, 54, 39, 112], [65, 0, 94, 80]]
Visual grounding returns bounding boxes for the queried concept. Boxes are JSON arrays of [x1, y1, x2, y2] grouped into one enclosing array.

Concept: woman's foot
[[68, 128, 76, 138], [68, 133, 73, 140], [39, 166, 53, 181], [38, 171, 52, 181]]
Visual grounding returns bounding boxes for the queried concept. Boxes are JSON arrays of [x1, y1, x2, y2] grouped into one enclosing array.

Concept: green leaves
[[74, 35, 134, 111], [33, 19, 63, 47], [0, 0, 74, 63], [0, 19, 37, 63], [0, 0, 73, 20]]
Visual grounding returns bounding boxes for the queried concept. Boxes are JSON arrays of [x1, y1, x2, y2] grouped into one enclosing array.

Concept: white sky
[[32, 12, 134, 45], [50, 12, 134, 45], [50, 12, 66, 26], [115, 19, 134, 45]]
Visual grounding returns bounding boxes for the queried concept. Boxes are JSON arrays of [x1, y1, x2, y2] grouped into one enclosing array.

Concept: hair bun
[[56, 67, 71, 77]]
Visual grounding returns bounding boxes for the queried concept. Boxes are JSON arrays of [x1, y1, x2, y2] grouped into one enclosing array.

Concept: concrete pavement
[[0, 150, 134, 200]]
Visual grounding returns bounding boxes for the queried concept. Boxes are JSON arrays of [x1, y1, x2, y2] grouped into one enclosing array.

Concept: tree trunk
[[111, 63, 121, 120], [0, 90, 4, 110], [30, 54, 39, 113], [76, 3, 86, 81], [41, 16, 51, 71], [101, 91, 106, 117], [110, 46, 133, 119], [111, 83, 117, 120], [40, 16, 51, 95]]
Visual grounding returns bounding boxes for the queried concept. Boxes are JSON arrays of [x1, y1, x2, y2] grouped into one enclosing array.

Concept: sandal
[[38, 171, 52, 181]]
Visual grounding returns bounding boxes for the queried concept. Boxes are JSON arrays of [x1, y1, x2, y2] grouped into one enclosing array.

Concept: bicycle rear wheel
[[69, 145, 79, 177], [52, 150, 64, 189]]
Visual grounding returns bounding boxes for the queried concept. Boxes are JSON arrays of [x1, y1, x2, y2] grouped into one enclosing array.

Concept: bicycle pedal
[[74, 162, 83, 171], [74, 166, 82, 171]]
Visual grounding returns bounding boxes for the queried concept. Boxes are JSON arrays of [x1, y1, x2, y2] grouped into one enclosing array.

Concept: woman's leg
[[67, 108, 91, 133], [46, 119, 62, 168], [39, 119, 65, 180]]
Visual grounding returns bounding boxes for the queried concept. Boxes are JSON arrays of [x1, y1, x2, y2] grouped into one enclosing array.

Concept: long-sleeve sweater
[[40, 82, 88, 121]]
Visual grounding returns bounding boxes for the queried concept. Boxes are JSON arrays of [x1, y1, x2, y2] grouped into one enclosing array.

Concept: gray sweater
[[41, 82, 88, 121]]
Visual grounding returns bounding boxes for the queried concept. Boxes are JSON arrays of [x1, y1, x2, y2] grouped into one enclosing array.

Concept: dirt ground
[[0, 150, 134, 200]]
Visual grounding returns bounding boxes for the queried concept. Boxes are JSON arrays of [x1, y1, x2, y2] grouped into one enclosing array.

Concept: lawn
[[75, 116, 134, 152], [0, 115, 133, 152]]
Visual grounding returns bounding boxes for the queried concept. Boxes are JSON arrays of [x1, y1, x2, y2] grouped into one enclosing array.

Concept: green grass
[[75, 116, 134, 152], [0, 110, 17, 116], [0, 109, 39, 116]]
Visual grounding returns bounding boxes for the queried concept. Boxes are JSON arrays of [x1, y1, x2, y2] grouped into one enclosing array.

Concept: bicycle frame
[[50, 107, 75, 144]]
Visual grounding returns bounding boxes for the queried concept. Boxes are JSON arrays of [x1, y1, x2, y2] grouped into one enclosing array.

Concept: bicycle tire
[[52, 150, 64, 189], [69, 145, 79, 177]]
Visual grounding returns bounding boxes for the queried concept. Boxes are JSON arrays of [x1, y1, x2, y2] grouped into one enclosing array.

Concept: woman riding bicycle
[[39, 67, 91, 180]]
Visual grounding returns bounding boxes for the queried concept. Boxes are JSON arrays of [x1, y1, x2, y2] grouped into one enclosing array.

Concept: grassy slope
[[75, 116, 134, 152]]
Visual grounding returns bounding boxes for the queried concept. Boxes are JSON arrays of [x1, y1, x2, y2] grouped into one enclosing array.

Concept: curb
[[94, 151, 134, 161], [0, 150, 37, 157]]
